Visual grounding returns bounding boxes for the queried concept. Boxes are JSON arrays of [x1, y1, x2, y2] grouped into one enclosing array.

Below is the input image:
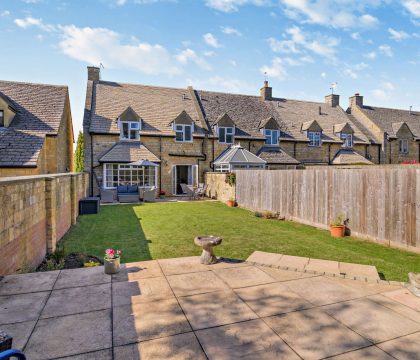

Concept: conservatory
[[214, 144, 266, 172]]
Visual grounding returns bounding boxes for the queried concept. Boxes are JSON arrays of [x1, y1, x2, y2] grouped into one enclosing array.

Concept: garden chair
[[0, 349, 26, 360], [143, 187, 156, 202], [194, 183, 206, 199], [180, 183, 195, 200]]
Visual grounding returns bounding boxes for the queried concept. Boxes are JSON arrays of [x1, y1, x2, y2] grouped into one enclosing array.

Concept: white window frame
[[218, 126, 234, 144], [264, 129, 280, 145], [399, 139, 409, 155], [308, 131, 321, 147], [103, 163, 157, 189], [119, 121, 140, 140], [175, 124, 193, 143], [340, 133, 353, 148]]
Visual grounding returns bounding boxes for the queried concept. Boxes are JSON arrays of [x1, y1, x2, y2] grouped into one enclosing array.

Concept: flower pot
[[330, 225, 345, 238], [104, 257, 120, 274], [226, 200, 236, 207]]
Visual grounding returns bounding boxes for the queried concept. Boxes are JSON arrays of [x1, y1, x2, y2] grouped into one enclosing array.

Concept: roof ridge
[[362, 104, 419, 113], [0, 79, 68, 89], [97, 80, 189, 92]]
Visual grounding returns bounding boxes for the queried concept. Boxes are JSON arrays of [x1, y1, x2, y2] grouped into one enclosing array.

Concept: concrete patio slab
[[112, 260, 164, 282], [112, 298, 191, 346], [40, 283, 111, 318], [24, 309, 112, 360], [0, 271, 59, 295], [382, 288, 420, 312], [323, 297, 420, 343], [246, 251, 283, 266], [114, 332, 207, 360], [54, 266, 110, 289], [339, 262, 380, 280], [59, 349, 113, 360], [196, 319, 300, 360], [366, 294, 420, 324], [328, 346, 395, 359], [167, 270, 229, 297], [0, 321, 36, 350], [264, 308, 371, 359], [112, 276, 174, 306], [178, 290, 258, 330], [235, 282, 313, 317], [0, 291, 49, 324], [276, 254, 310, 270], [257, 266, 318, 282], [305, 258, 340, 273], [377, 332, 420, 360], [213, 266, 276, 288]]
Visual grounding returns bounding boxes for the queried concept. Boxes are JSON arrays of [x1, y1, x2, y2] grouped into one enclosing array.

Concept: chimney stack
[[349, 93, 363, 108], [87, 66, 100, 81], [260, 80, 272, 101], [325, 94, 340, 107]]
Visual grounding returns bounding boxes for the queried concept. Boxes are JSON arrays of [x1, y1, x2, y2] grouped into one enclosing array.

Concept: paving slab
[[0, 271, 59, 295], [54, 266, 110, 289], [58, 349, 113, 359], [114, 332, 207, 360], [264, 308, 370, 359], [24, 309, 112, 360], [305, 258, 340, 274], [0, 320, 36, 350], [167, 271, 229, 297], [339, 262, 380, 280], [276, 254, 309, 270], [377, 332, 420, 360], [178, 290, 258, 330], [113, 298, 191, 346], [381, 288, 420, 312], [213, 266, 277, 288], [246, 251, 283, 266], [0, 292, 49, 324], [328, 346, 395, 359], [257, 266, 318, 282], [196, 319, 299, 360], [323, 297, 420, 343], [367, 294, 420, 324], [112, 276, 174, 306], [235, 282, 313, 317], [41, 283, 111, 318], [112, 260, 163, 282]]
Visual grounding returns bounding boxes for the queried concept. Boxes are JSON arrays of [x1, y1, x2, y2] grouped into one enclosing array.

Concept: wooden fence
[[235, 167, 420, 253]]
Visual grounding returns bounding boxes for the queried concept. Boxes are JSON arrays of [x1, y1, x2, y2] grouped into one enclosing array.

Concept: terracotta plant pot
[[226, 199, 236, 207], [330, 225, 345, 238], [104, 257, 120, 274]]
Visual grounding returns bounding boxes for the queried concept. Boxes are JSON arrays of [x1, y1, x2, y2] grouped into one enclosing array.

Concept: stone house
[[0, 81, 74, 177], [347, 93, 420, 164], [83, 67, 382, 197]]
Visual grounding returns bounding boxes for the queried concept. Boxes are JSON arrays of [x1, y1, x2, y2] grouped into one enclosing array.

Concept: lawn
[[60, 201, 420, 281]]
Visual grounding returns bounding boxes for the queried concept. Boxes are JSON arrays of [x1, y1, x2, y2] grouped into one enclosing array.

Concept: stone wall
[[0, 172, 89, 275], [205, 172, 235, 203]]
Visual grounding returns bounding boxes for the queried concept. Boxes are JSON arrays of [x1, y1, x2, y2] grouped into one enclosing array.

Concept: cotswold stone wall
[[205, 172, 235, 203], [0, 172, 89, 275]]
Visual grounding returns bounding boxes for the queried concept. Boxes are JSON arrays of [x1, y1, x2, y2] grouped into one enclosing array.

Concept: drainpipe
[[389, 140, 392, 164], [377, 143, 381, 164], [328, 144, 331, 165], [197, 136, 207, 183], [293, 142, 297, 158], [159, 137, 162, 192], [90, 133, 94, 196], [212, 138, 215, 171]]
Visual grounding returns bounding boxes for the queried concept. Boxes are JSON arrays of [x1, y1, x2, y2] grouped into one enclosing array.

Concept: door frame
[[171, 164, 198, 195]]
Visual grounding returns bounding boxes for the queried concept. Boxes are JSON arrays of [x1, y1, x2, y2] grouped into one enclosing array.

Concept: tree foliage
[[74, 131, 84, 172]]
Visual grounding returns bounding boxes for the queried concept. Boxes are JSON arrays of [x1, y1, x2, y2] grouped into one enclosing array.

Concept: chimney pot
[[349, 93, 363, 108], [87, 66, 100, 81]]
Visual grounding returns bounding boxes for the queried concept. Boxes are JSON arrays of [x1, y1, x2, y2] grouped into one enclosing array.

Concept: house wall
[[0, 172, 89, 275], [0, 97, 16, 127]]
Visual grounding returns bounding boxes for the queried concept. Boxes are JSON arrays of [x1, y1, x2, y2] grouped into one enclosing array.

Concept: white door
[[171, 166, 177, 195]]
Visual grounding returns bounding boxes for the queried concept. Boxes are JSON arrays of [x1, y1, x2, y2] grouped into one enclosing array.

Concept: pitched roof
[[89, 81, 204, 135], [256, 146, 300, 165], [214, 144, 266, 165], [358, 105, 420, 138], [331, 149, 373, 165], [98, 141, 160, 163]]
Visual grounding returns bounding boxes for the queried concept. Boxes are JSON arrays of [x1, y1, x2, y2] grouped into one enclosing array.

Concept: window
[[0, 110, 4, 127], [399, 139, 409, 155], [341, 133, 353, 148], [215, 164, 230, 172], [175, 124, 192, 142], [104, 163, 156, 188], [120, 121, 140, 140], [218, 127, 234, 144], [308, 131, 321, 147], [264, 129, 280, 145]]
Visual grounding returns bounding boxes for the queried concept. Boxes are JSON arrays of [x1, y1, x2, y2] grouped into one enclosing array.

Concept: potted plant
[[159, 190, 166, 199], [104, 248, 121, 274], [226, 197, 237, 207], [330, 214, 346, 238]]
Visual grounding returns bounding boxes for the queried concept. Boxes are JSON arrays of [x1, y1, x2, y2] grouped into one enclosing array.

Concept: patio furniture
[[194, 235, 223, 265], [117, 185, 139, 203], [143, 187, 157, 202], [100, 189, 114, 203], [0, 350, 26, 360], [180, 183, 195, 199], [79, 197, 100, 215], [195, 183, 206, 199]]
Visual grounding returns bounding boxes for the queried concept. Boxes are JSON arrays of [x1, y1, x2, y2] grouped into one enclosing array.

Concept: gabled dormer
[[302, 120, 322, 147], [259, 117, 281, 146], [169, 110, 195, 142], [117, 106, 142, 140], [393, 122, 414, 155], [334, 122, 354, 148], [0, 93, 17, 128], [214, 113, 235, 144]]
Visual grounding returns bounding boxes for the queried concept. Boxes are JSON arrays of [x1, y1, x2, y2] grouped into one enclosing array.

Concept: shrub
[[226, 173, 236, 187], [262, 211, 277, 219], [254, 211, 263, 218], [331, 213, 345, 227], [84, 260, 100, 267]]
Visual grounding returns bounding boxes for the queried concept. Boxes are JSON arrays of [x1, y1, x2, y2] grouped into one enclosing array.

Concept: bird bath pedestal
[[194, 235, 223, 265]]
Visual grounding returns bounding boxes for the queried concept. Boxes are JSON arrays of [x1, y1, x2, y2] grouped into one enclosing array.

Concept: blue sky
[[1, 0, 419, 137]]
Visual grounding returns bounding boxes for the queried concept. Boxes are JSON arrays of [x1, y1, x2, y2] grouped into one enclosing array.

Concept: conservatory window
[[104, 164, 156, 188]]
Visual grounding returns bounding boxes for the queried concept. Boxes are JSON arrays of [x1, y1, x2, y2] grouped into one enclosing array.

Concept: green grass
[[60, 201, 420, 281]]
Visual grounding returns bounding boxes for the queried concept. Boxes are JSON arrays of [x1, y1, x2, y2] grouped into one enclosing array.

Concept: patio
[[0, 253, 419, 359]]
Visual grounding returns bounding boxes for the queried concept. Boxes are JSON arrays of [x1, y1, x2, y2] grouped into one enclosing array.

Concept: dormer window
[[175, 124, 192, 142], [399, 139, 409, 155], [341, 133, 353, 148], [120, 121, 140, 140], [264, 129, 280, 145], [218, 127, 234, 144], [308, 131, 321, 147], [0, 110, 4, 127]]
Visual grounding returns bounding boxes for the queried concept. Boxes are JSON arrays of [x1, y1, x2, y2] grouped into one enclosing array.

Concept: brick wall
[[205, 172, 235, 203], [0, 172, 89, 275]]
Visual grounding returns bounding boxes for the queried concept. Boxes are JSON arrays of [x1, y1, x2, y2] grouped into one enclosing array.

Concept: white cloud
[[187, 76, 251, 93], [281, 0, 380, 29], [14, 16, 55, 32], [371, 81, 395, 100], [205, 0, 270, 13], [1, 10, 10, 17], [229, 59, 237, 66], [403, 0, 420, 18], [204, 50, 216, 57], [175, 49, 211, 70], [260, 58, 288, 80], [364, 51, 377, 60], [351, 32, 360, 40], [203, 33, 221, 48], [321, 72, 326, 78], [378, 44, 393, 57], [220, 26, 242, 36], [267, 38, 300, 53], [388, 28, 410, 41], [59, 25, 181, 75], [344, 69, 358, 79]]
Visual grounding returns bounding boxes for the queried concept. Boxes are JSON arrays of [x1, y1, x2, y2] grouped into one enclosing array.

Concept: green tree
[[74, 131, 84, 172]]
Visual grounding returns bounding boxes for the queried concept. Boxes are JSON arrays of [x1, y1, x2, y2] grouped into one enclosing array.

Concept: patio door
[[171, 165, 198, 195]]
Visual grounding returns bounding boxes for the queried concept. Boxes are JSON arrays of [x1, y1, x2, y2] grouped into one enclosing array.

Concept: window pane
[[176, 130, 183, 141], [265, 129, 271, 145], [130, 122, 139, 129], [122, 123, 129, 139], [185, 125, 192, 141], [226, 134, 233, 144], [219, 127, 226, 142], [271, 130, 278, 145]]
